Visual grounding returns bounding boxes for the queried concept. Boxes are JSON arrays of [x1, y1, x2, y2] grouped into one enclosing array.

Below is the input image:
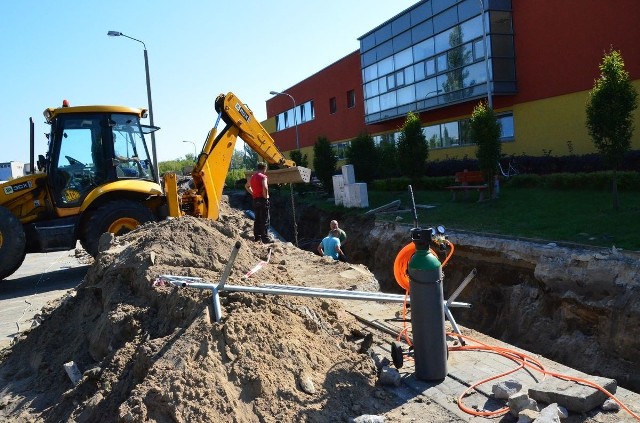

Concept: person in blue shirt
[[317, 229, 345, 261]]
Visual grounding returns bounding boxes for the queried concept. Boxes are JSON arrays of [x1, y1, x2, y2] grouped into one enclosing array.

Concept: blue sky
[[1, 1, 417, 164]]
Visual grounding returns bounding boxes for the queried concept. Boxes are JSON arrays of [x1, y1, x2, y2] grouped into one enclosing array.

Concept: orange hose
[[393, 243, 416, 291], [393, 241, 454, 291], [391, 239, 638, 420], [447, 332, 640, 420]]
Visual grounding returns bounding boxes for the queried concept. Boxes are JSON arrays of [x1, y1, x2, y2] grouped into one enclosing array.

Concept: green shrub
[[371, 176, 453, 191], [371, 177, 412, 191], [226, 168, 248, 188], [372, 171, 640, 192], [617, 171, 640, 190]]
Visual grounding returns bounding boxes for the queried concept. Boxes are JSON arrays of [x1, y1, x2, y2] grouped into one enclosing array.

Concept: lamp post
[[107, 30, 159, 181], [478, 0, 493, 109], [183, 140, 197, 161], [269, 90, 300, 151]]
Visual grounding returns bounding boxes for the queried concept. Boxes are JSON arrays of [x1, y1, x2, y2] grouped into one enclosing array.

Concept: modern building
[[265, 0, 640, 166], [0, 161, 24, 182]]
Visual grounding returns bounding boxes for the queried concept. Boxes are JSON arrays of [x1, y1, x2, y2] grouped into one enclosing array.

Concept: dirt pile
[[0, 199, 403, 423]]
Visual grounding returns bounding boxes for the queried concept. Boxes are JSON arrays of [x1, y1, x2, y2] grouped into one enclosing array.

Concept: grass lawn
[[305, 187, 640, 252]]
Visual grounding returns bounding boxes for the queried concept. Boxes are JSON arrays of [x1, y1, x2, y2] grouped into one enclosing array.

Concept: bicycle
[[498, 157, 521, 178]]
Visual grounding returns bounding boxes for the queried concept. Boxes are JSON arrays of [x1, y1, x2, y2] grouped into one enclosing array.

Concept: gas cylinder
[[408, 227, 447, 381]]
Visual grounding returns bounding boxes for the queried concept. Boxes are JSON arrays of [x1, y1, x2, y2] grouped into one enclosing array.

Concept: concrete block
[[342, 164, 355, 184], [378, 366, 401, 386], [493, 379, 523, 399], [517, 409, 538, 423], [353, 183, 369, 208], [332, 175, 344, 206], [528, 376, 616, 413], [508, 391, 538, 417], [64, 361, 83, 385], [537, 403, 562, 423], [343, 183, 368, 208], [343, 184, 354, 208], [601, 398, 620, 411]]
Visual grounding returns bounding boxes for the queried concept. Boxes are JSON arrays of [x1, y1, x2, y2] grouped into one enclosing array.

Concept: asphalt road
[[0, 249, 88, 349]]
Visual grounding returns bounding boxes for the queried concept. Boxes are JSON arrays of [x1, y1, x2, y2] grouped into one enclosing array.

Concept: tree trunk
[[612, 168, 620, 210]]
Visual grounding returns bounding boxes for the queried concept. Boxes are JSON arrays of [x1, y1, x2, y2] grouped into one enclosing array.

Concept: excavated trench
[[229, 191, 640, 393]]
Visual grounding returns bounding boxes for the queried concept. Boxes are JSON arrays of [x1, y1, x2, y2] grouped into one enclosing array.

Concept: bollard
[[408, 227, 447, 381]]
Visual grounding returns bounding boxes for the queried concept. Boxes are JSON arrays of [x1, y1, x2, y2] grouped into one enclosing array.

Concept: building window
[[329, 97, 337, 114], [498, 113, 515, 140], [360, 3, 514, 124], [274, 100, 314, 131], [332, 142, 350, 160], [372, 112, 515, 150], [347, 90, 356, 108]]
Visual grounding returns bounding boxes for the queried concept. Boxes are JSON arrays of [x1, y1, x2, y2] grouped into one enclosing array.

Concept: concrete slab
[[529, 376, 617, 413]]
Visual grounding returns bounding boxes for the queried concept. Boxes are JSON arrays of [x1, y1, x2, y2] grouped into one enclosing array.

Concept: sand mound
[[0, 200, 393, 422]]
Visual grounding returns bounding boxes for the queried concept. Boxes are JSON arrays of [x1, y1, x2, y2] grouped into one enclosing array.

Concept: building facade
[[265, 0, 640, 166], [0, 161, 24, 182]]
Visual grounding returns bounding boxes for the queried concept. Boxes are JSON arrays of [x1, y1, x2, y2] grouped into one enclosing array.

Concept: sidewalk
[[0, 250, 88, 348]]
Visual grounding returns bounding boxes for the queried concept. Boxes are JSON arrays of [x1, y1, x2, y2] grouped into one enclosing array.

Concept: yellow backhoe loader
[[0, 92, 310, 280]]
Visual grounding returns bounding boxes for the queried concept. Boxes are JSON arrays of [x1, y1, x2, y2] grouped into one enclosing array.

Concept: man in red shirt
[[245, 162, 273, 243]]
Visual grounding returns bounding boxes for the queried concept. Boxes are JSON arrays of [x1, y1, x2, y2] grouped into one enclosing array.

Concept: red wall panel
[[266, 51, 368, 150], [511, 0, 640, 104]]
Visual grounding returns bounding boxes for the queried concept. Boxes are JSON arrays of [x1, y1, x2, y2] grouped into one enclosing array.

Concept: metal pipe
[[479, 0, 493, 109], [444, 305, 465, 345], [29, 118, 34, 175], [270, 90, 300, 151], [408, 185, 419, 228], [183, 140, 197, 161], [218, 241, 241, 290], [161, 276, 471, 308], [143, 47, 159, 182], [446, 268, 477, 307], [212, 287, 222, 323], [107, 31, 158, 182]]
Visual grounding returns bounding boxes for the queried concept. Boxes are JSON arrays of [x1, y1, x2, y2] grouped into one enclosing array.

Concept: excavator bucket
[[245, 166, 311, 185]]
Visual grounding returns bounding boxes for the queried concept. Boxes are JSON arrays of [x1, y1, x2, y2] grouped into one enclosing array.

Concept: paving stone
[[528, 376, 616, 413]]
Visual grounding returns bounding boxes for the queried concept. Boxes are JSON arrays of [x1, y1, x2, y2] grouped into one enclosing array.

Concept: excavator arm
[[214, 92, 295, 168], [164, 92, 310, 220]]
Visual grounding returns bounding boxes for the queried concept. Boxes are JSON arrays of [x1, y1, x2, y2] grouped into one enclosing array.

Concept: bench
[[445, 170, 488, 201]]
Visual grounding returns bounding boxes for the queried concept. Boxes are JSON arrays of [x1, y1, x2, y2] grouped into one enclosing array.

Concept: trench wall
[[264, 195, 640, 393]]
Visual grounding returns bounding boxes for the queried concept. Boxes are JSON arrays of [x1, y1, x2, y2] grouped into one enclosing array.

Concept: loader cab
[[44, 105, 156, 208]]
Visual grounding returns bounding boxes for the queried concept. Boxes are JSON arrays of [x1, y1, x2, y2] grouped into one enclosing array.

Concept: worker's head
[[330, 229, 340, 238], [330, 220, 339, 230], [257, 162, 267, 171]]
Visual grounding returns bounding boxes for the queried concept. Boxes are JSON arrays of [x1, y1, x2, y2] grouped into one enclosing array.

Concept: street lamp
[[107, 30, 159, 181], [478, 0, 493, 109], [183, 140, 197, 161], [269, 90, 300, 151]]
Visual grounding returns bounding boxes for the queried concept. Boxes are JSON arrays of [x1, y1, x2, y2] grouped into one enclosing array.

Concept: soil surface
[[0, 197, 459, 422], [2, 195, 638, 422]]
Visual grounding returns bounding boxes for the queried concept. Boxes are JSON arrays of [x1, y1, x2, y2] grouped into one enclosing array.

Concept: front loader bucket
[[245, 166, 311, 185]]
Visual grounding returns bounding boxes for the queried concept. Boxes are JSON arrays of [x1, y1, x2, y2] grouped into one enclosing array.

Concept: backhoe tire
[[81, 200, 155, 257], [0, 206, 27, 280]]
